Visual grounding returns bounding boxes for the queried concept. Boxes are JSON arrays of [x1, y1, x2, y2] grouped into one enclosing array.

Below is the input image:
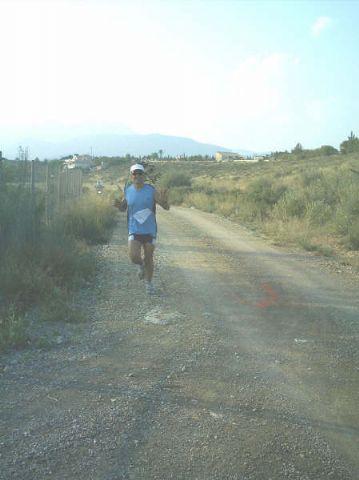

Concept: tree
[[158, 149, 163, 159], [340, 131, 359, 154], [318, 145, 338, 156], [292, 143, 303, 154]]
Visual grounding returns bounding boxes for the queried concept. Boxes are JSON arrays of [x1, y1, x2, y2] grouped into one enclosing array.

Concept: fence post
[[45, 160, 49, 226], [30, 160, 36, 246], [57, 164, 61, 214]]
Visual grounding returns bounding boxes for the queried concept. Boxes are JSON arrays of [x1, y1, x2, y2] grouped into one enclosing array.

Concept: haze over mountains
[[1, 125, 255, 159]]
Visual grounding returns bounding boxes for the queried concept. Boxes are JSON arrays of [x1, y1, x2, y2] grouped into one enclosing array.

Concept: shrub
[[246, 178, 286, 211], [340, 131, 359, 154], [0, 305, 29, 351], [305, 200, 333, 226], [306, 173, 341, 207], [168, 186, 191, 205], [272, 192, 303, 221], [38, 232, 95, 285], [318, 145, 338, 156], [0, 190, 112, 351], [334, 183, 359, 235], [299, 169, 324, 187], [184, 192, 214, 212], [0, 255, 52, 310], [60, 194, 117, 244], [158, 171, 192, 189], [348, 220, 359, 249]]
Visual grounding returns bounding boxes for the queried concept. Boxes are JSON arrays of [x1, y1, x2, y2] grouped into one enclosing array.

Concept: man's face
[[131, 170, 145, 186]]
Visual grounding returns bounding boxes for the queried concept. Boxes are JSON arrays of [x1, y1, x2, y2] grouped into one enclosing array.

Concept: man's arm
[[155, 189, 170, 210]]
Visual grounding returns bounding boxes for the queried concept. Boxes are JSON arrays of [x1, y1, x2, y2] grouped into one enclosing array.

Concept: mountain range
[[1, 132, 254, 159]]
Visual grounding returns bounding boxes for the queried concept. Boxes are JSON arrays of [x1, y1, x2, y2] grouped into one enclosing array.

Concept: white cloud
[[225, 53, 296, 117], [311, 16, 332, 36], [204, 53, 301, 149]]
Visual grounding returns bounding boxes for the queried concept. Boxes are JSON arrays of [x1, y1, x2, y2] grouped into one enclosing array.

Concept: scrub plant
[[0, 189, 117, 351]]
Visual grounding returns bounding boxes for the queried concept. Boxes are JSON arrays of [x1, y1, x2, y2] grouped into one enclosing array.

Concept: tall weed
[[0, 305, 29, 351], [244, 178, 287, 219], [348, 220, 359, 249], [60, 194, 116, 244], [0, 191, 115, 351], [158, 171, 191, 189]]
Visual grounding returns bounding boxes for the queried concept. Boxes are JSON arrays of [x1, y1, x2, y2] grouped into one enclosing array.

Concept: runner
[[115, 163, 170, 295]]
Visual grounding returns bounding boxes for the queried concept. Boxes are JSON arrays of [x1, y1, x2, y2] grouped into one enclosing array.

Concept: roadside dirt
[[1, 206, 359, 480]]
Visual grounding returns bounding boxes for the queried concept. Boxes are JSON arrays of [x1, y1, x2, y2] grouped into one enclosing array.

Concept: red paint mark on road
[[256, 283, 278, 308]]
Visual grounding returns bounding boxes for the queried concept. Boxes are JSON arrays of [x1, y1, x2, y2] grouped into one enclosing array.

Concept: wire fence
[[0, 159, 83, 255]]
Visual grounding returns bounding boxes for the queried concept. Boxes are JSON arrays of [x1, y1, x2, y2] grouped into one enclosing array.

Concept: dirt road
[[1, 206, 359, 480]]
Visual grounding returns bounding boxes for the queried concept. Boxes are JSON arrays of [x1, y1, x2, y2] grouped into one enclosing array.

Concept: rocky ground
[[1, 206, 359, 480]]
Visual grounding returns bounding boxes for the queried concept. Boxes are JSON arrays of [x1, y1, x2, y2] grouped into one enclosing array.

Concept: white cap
[[130, 163, 145, 173]]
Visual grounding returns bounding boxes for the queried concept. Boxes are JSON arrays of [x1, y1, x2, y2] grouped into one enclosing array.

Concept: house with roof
[[215, 151, 245, 161]]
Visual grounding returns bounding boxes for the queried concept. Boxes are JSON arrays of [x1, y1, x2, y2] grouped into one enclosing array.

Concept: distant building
[[63, 154, 93, 171], [63, 155, 77, 169], [215, 151, 245, 161]]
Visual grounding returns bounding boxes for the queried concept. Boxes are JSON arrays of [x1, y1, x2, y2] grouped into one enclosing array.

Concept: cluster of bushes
[[272, 132, 359, 161], [160, 157, 359, 255], [0, 187, 117, 351]]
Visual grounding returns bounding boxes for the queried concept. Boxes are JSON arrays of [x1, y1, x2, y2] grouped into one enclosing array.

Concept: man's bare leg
[[128, 239, 143, 265], [143, 243, 155, 282]]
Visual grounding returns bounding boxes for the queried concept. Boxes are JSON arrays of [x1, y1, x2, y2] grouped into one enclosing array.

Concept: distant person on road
[[114, 163, 170, 295]]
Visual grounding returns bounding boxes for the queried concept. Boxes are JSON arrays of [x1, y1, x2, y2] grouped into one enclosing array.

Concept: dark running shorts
[[128, 234, 156, 245]]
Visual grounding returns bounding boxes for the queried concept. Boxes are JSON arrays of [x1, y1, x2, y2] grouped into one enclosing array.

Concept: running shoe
[[145, 281, 155, 295]]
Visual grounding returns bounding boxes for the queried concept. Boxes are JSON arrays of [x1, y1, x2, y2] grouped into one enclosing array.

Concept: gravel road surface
[[1, 206, 359, 480]]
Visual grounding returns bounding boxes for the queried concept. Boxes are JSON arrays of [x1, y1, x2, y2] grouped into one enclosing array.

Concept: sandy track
[[1, 206, 359, 479]]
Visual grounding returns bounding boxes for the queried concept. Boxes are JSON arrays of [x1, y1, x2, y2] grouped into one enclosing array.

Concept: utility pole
[[18, 145, 24, 160]]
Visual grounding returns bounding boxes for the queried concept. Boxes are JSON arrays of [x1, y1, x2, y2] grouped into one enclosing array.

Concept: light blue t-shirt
[[125, 184, 157, 236]]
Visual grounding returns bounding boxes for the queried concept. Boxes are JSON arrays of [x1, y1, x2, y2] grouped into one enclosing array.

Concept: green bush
[[307, 173, 341, 207], [184, 192, 214, 212], [39, 232, 95, 285], [0, 190, 114, 351], [299, 169, 324, 187], [273, 190, 307, 220], [305, 200, 333, 225], [334, 183, 359, 235], [60, 194, 117, 244], [168, 186, 191, 205], [340, 131, 359, 154], [244, 178, 286, 219], [0, 305, 29, 351], [348, 220, 359, 249], [318, 145, 338, 156], [246, 178, 286, 207], [158, 171, 192, 189]]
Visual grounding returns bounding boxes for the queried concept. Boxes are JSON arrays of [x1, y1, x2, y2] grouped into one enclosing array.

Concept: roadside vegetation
[[0, 166, 117, 351], [144, 133, 359, 271], [181, 160, 357, 258], [92, 132, 359, 271]]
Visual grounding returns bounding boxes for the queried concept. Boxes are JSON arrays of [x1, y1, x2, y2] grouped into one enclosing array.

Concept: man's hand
[[155, 189, 170, 210], [114, 198, 127, 211]]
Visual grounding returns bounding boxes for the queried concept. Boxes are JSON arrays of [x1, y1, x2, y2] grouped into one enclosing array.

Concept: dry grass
[[139, 153, 359, 270], [0, 188, 117, 351]]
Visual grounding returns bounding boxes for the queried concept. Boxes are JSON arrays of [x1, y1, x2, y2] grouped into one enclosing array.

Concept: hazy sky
[[1, 0, 358, 152]]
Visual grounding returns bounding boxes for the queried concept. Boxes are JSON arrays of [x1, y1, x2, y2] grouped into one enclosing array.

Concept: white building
[[215, 151, 245, 161]]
